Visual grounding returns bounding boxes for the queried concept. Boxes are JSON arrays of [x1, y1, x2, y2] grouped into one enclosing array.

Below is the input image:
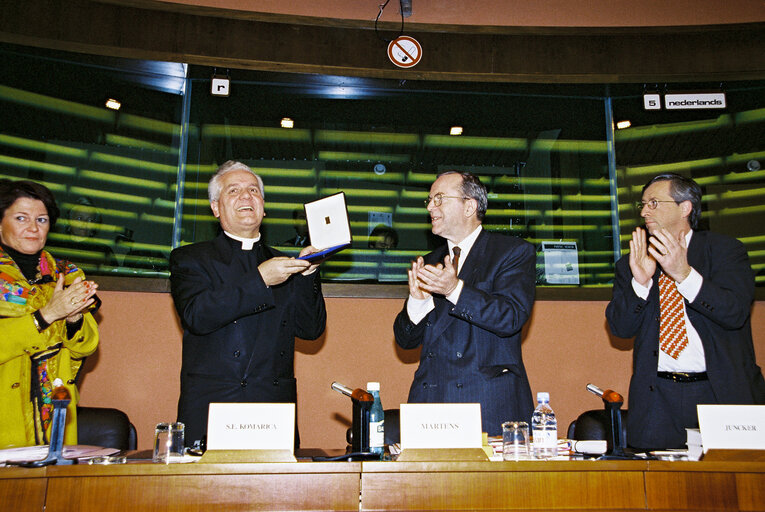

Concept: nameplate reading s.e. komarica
[[400, 403, 483, 450], [206, 403, 295, 451], [697, 404, 765, 453]]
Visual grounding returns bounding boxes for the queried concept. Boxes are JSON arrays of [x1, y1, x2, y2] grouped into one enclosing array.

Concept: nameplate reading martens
[[400, 403, 483, 449]]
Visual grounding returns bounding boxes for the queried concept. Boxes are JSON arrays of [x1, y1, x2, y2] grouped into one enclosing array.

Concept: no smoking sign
[[387, 36, 422, 68]]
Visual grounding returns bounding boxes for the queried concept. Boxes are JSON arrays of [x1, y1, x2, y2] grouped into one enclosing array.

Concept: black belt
[[657, 371, 708, 383]]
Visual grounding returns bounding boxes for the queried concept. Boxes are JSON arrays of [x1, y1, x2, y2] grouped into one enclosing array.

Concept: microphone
[[586, 383, 623, 403], [331, 381, 353, 396], [331, 381, 373, 402], [585, 383, 629, 459], [9, 379, 73, 467], [331, 382, 373, 455]]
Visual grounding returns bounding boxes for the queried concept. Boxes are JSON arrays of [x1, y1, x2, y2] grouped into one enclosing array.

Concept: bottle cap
[[367, 382, 380, 391], [536, 391, 550, 403]]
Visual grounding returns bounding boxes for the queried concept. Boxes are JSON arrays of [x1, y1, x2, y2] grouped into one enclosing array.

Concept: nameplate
[[400, 403, 482, 449], [697, 404, 765, 452], [206, 403, 295, 452]]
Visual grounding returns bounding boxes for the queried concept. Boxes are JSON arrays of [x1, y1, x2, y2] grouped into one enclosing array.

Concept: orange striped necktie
[[452, 246, 461, 273], [658, 271, 688, 359]]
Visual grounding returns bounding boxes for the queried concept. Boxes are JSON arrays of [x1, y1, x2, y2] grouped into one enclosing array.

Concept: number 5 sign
[[388, 36, 423, 68]]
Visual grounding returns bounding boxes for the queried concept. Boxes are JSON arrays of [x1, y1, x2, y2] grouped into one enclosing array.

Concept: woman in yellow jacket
[[0, 179, 99, 449]]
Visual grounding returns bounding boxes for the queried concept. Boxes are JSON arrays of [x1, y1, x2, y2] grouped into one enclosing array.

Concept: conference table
[[2, 453, 764, 511]]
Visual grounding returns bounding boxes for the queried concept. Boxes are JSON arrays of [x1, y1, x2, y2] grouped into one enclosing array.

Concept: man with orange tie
[[393, 171, 536, 436], [606, 173, 765, 450]]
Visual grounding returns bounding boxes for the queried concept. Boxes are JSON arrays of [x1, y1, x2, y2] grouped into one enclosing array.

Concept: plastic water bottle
[[531, 392, 557, 459], [367, 382, 385, 457]]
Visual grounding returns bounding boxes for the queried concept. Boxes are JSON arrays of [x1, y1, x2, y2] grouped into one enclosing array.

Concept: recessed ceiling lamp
[[616, 120, 631, 130], [449, 126, 463, 136], [105, 98, 121, 110], [281, 117, 294, 129]]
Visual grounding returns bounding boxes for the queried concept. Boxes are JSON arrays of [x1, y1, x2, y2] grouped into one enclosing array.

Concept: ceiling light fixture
[[105, 98, 121, 110], [281, 117, 294, 129], [449, 126, 463, 136]]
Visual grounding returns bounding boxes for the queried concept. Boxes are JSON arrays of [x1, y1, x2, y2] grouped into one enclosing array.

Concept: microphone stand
[[320, 382, 378, 461], [585, 384, 645, 460], [10, 385, 75, 467]]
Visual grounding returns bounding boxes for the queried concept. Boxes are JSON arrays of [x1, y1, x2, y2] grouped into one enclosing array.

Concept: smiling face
[[427, 173, 479, 244], [0, 197, 51, 255], [640, 179, 692, 237], [210, 169, 265, 238]]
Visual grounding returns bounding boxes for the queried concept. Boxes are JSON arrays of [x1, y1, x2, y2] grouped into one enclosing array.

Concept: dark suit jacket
[[606, 230, 765, 448], [393, 230, 536, 436], [169, 233, 326, 446]]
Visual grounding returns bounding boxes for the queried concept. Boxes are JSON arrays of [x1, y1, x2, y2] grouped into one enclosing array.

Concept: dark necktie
[[452, 246, 461, 274], [658, 271, 688, 359]]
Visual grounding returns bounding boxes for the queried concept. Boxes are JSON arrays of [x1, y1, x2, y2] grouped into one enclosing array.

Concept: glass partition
[[0, 45, 185, 277], [611, 82, 765, 285], [181, 69, 613, 286], [1, 43, 763, 293]]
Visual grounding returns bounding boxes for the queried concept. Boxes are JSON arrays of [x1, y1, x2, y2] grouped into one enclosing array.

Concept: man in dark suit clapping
[[169, 160, 326, 448], [606, 173, 765, 450], [393, 171, 536, 436]]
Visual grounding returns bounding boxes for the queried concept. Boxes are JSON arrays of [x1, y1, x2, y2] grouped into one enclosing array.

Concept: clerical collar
[[224, 231, 261, 250]]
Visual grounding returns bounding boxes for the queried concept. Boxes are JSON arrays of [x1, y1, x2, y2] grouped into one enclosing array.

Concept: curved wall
[[125, 0, 765, 27], [80, 292, 765, 450]]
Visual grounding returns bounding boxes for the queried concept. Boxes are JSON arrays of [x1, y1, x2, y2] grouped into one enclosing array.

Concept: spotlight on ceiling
[[400, 0, 413, 18], [105, 98, 121, 111], [449, 126, 463, 136], [281, 117, 294, 129], [616, 120, 632, 130]]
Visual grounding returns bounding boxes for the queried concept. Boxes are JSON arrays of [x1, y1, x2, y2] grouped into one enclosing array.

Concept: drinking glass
[[502, 421, 530, 460], [153, 422, 185, 463]]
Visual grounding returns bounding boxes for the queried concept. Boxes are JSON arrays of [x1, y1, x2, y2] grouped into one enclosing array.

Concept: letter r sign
[[211, 77, 230, 97]]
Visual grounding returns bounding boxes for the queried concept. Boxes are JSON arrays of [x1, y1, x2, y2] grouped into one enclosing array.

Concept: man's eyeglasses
[[635, 199, 677, 211], [424, 193, 468, 207]]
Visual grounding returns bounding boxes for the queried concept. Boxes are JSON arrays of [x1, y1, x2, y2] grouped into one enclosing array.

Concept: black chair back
[[77, 406, 137, 450], [567, 409, 628, 452]]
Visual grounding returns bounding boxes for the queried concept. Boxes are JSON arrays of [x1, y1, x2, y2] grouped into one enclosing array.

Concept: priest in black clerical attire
[[169, 160, 326, 449]]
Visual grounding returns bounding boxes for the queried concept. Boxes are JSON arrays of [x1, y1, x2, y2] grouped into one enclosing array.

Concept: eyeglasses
[[424, 193, 468, 207], [635, 199, 677, 210]]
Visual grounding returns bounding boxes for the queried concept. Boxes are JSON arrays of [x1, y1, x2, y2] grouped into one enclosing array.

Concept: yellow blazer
[[0, 249, 99, 449]]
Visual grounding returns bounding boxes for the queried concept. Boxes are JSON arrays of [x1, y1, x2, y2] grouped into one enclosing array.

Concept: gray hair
[[208, 160, 264, 202], [438, 170, 488, 221], [642, 173, 702, 229]]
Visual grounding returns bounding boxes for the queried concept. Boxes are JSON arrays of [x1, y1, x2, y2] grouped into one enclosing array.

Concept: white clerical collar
[[224, 231, 261, 250]]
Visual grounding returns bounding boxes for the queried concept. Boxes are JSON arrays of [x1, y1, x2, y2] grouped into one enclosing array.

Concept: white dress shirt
[[407, 225, 483, 325], [631, 230, 706, 372]]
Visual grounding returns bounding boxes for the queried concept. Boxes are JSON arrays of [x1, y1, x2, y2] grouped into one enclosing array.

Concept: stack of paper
[[0, 445, 118, 466], [686, 428, 703, 460]]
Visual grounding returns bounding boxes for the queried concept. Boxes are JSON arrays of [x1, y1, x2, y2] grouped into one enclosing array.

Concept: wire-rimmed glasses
[[424, 193, 468, 207], [635, 199, 676, 211]]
